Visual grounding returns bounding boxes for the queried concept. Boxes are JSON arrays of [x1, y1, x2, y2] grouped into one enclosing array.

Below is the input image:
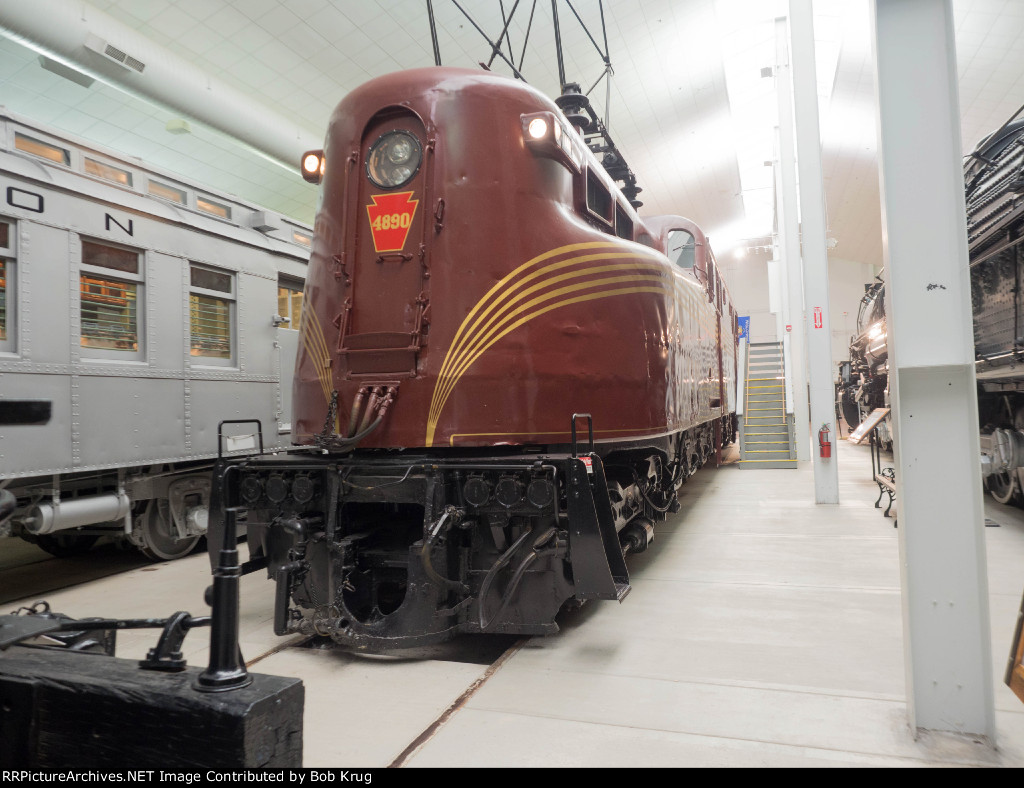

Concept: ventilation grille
[[84, 33, 146, 73], [105, 44, 126, 62]]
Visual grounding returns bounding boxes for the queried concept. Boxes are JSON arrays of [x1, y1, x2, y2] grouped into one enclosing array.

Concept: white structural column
[[774, 18, 810, 461], [788, 1, 838, 502], [871, 0, 994, 738], [770, 146, 788, 342]]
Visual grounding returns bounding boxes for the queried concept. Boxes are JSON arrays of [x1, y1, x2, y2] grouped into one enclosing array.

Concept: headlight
[[521, 111, 581, 173], [300, 149, 324, 184], [366, 130, 422, 189], [528, 117, 549, 139]]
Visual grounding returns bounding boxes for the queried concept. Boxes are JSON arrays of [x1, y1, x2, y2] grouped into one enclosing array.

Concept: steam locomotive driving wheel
[[985, 403, 1024, 506], [987, 469, 1020, 505]]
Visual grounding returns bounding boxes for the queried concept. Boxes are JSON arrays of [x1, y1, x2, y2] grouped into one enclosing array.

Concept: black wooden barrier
[[0, 646, 302, 768]]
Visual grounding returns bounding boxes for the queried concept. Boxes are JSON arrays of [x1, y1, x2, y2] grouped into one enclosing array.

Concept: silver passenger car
[[0, 111, 310, 559]]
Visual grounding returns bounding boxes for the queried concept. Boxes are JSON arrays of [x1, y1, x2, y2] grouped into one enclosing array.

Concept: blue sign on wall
[[737, 315, 750, 341]]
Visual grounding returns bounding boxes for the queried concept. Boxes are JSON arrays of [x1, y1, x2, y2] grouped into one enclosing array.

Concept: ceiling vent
[[84, 33, 146, 74], [38, 56, 95, 88], [250, 211, 283, 234]]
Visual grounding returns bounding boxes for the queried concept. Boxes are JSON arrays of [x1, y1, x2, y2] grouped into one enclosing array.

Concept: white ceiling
[[1, 0, 1023, 275]]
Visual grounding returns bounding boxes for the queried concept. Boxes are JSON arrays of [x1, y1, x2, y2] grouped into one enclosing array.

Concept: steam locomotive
[[211, 67, 738, 648], [837, 278, 892, 449], [839, 115, 1024, 502], [967, 116, 1024, 504]]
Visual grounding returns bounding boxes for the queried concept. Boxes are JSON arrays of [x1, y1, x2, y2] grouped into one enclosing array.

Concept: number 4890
[[371, 212, 412, 231]]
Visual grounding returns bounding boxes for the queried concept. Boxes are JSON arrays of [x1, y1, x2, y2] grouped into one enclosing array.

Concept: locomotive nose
[[334, 117, 430, 381]]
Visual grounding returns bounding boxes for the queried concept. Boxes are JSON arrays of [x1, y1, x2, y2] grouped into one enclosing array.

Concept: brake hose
[[478, 527, 557, 632], [421, 508, 468, 594]]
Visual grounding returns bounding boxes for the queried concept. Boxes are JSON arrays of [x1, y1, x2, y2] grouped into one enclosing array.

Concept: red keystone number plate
[[366, 191, 419, 253]]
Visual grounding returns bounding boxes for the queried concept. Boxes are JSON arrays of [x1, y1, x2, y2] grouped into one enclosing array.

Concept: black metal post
[[551, 0, 566, 88], [427, 0, 442, 66], [194, 481, 251, 692], [487, 0, 521, 69], [517, 0, 537, 72]]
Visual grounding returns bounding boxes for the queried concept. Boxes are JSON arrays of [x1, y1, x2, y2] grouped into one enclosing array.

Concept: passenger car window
[[80, 239, 143, 359], [277, 278, 304, 330], [190, 263, 235, 363], [0, 219, 14, 353]]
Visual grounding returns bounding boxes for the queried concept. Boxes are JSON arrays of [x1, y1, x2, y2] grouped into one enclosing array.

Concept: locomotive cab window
[[666, 229, 696, 269], [80, 239, 144, 360], [585, 168, 613, 228], [0, 219, 15, 354], [190, 264, 235, 365], [615, 204, 633, 240], [277, 278, 304, 331]]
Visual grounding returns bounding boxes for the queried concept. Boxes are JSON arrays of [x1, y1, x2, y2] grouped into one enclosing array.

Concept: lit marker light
[[528, 117, 549, 139], [300, 150, 324, 184]]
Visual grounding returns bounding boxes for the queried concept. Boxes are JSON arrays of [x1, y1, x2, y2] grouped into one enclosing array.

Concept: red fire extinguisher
[[819, 424, 832, 459]]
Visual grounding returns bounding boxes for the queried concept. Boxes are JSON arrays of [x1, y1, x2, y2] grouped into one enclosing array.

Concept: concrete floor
[[7, 435, 1024, 767]]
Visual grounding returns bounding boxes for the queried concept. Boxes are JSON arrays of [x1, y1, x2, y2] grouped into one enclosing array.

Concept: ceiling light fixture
[[166, 119, 191, 135]]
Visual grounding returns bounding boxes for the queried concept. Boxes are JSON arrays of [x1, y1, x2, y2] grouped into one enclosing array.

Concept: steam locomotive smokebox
[[0, 647, 303, 768]]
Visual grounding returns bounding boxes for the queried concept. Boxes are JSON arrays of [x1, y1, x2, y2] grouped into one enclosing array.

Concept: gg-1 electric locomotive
[[212, 67, 738, 648]]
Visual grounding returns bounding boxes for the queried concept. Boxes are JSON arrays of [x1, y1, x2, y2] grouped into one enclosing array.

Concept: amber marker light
[[301, 150, 324, 184]]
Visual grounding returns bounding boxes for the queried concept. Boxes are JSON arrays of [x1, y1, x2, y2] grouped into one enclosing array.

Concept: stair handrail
[[736, 337, 748, 417], [782, 333, 795, 415]]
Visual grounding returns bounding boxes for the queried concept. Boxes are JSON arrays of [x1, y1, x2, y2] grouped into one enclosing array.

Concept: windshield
[[666, 229, 695, 269]]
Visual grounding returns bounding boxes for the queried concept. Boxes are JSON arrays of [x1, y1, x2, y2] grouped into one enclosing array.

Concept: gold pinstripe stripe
[[436, 257, 668, 400], [427, 266, 714, 447], [433, 245, 659, 398], [429, 244, 675, 432], [431, 270, 669, 422], [299, 309, 333, 403], [303, 302, 331, 365], [426, 282, 673, 446], [440, 242, 615, 357]]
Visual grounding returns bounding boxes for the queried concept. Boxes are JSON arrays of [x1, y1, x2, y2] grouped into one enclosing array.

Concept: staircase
[[739, 342, 797, 469]]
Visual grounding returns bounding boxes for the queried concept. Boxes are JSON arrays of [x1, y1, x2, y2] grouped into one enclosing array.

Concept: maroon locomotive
[[211, 67, 738, 648]]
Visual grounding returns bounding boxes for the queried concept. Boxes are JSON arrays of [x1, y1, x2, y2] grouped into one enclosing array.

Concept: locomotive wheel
[[987, 470, 1020, 505], [35, 533, 99, 558], [137, 499, 200, 561]]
